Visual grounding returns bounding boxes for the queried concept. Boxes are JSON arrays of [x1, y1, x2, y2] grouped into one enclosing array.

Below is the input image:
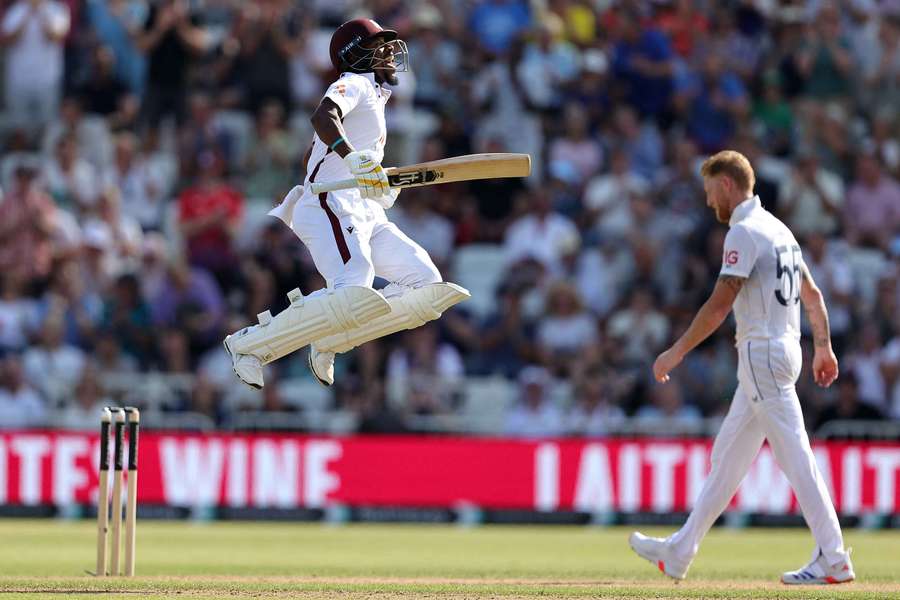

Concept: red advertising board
[[0, 432, 898, 514]]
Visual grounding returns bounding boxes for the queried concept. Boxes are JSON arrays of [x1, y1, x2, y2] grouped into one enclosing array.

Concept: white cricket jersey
[[719, 195, 805, 346], [303, 72, 390, 215]]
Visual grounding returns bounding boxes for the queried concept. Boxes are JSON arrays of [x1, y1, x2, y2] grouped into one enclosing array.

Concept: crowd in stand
[[0, 0, 898, 436]]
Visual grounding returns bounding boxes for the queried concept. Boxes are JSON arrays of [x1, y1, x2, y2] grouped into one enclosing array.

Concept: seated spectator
[[882, 315, 900, 419], [0, 273, 39, 353], [607, 287, 670, 366], [243, 100, 300, 204], [389, 189, 455, 271], [536, 281, 598, 375], [567, 367, 626, 436], [845, 323, 888, 413], [0, 0, 70, 132], [79, 221, 117, 296], [103, 273, 154, 364], [56, 362, 111, 430], [478, 281, 537, 377], [777, 149, 843, 238], [177, 150, 244, 291], [812, 372, 883, 432], [0, 162, 58, 285], [93, 330, 138, 376], [548, 103, 602, 185], [35, 257, 104, 348], [802, 233, 854, 354], [574, 237, 635, 319], [42, 95, 112, 170], [150, 260, 225, 354], [608, 105, 663, 182], [406, 5, 461, 111], [504, 188, 580, 275], [584, 148, 650, 240], [634, 379, 702, 429], [387, 324, 464, 413], [102, 132, 171, 231], [505, 365, 564, 438], [22, 315, 86, 406], [178, 92, 234, 177], [0, 355, 46, 428], [844, 153, 900, 251], [42, 134, 100, 213]]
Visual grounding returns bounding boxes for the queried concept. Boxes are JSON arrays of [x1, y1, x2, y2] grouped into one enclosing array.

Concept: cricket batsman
[[629, 151, 855, 585], [224, 18, 469, 388]]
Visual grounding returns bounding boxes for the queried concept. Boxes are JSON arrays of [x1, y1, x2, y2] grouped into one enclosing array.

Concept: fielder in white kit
[[223, 18, 469, 388], [630, 151, 855, 585]]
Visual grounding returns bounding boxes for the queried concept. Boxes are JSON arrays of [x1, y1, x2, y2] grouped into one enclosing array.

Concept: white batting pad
[[225, 286, 391, 364], [314, 282, 470, 354]]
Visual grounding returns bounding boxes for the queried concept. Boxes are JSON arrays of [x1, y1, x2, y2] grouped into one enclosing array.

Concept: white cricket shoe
[[308, 345, 335, 386], [223, 335, 264, 389], [628, 532, 691, 580], [782, 548, 854, 585]]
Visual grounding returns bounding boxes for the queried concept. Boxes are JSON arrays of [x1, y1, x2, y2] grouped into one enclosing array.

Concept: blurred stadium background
[[0, 0, 898, 524]]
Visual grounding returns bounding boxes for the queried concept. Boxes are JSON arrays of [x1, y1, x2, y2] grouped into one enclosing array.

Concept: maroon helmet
[[329, 18, 409, 75]]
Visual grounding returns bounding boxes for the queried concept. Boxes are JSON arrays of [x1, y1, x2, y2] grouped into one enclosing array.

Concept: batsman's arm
[[800, 263, 839, 387], [653, 275, 742, 382], [309, 98, 354, 158]]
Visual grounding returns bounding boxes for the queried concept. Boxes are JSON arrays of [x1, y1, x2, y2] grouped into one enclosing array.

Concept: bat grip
[[309, 178, 357, 194]]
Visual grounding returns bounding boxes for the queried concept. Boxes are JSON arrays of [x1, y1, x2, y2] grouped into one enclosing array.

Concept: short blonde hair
[[700, 150, 755, 195]]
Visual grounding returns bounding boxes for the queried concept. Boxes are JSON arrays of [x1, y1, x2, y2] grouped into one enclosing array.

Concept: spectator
[[0, 0, 70, 130], [102, 273, 154, 364], [608, 105, 663, 182], [136, 0, 207, 129], [844, 153, 900, 251], [607, 287, 670, 366], [584, 148, 650, 240], [243, 100, 300, 204], [802, 233, 854, 354], [389, 189, 455, 270], [0, 162, 58, 285], [845, 323, 888, 413], [504, 188, 579, 275], [78, 45, 139, 130], [102, 132, 170, 231], [42, 133, 100, 213], [812, 372, 883, 431], [567, 367, 626, 436], [177, 150, 244, 291], [548, 103, 603, 186], [178, 92, 235, 177], [794, 4, 853, 100], [505, 365, 563, 438], [406, 5, 461, 111], [56, 362, 112, 430], [22, 316, 86, 406], [467, 0, 531, 56], [777, 149, 843, 238], [0, 355, 47, 428], [536, 281, 597, 375], [610, 9, 674, 122], [634, 379, 702, 429], [516, 14, 580, 113], [150, 260, 225, 354], [0, 273, 39, 353], [478, 281, 537, 377]]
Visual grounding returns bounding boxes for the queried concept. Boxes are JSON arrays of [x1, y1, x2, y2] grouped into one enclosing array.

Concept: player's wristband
[[329, 136, 346, 151]]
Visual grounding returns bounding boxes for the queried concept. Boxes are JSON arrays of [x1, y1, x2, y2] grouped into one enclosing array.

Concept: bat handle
[[309, 178, 357, 194]]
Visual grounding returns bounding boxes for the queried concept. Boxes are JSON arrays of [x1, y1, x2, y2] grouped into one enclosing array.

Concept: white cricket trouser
[[291, 192, 441, 290], [668, 337, 846, 566]]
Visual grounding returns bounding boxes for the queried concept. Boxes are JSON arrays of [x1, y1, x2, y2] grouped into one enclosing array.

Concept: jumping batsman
[[630, 151, 854, 585], [224, 18, 469, 388]]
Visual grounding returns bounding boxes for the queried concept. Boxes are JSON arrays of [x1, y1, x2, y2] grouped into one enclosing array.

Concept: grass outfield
[[0, 520, 898, 599]]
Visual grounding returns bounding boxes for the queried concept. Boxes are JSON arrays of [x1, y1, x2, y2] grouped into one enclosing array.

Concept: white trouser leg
[[312, 220, 462, 354], [370, 221, 442, 288], [292, 202, 376, 288], [668, 387, 765, 561], [758, 390, 846, 565]]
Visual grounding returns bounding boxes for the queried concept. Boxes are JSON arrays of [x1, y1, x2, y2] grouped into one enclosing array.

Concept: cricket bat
[[309, 153, 531, 194]]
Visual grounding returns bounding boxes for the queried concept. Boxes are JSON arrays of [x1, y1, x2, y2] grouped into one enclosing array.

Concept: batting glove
[[344, 150, 390, 199], [374, 186, 401, 209]]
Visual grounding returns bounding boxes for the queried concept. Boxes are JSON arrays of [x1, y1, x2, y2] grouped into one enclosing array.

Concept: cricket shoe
[[628, 532, 691, 580], [223, 335, 264, 389], [782, 548, 854, 585], [308, 345, 335, 386]]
